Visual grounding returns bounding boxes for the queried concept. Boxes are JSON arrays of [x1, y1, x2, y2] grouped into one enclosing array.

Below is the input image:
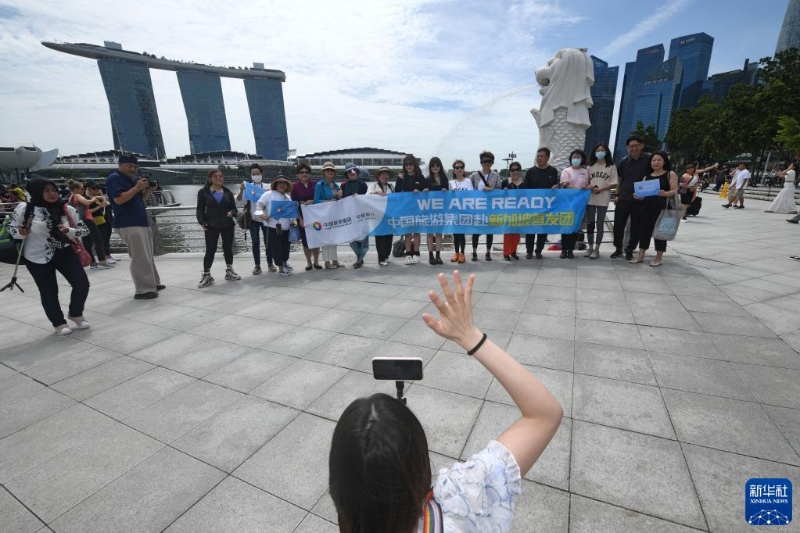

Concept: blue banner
[[370, 190, 589, 235], [243, 182, 264, 204], [269, 200, 298, 219]]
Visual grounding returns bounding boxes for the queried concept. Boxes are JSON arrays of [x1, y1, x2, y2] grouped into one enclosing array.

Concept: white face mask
[[595, 152, 606, 160], [571, 158, 582, 167], [251, 174, 262, 183]]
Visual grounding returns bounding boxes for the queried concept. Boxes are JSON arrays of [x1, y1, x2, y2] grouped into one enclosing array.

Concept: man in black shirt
[[524, 147, 560, 259], [612, 136, 651, 260]]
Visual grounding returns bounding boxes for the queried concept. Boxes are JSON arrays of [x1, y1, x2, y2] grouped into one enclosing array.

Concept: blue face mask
[[571, 158, 582, 167], [595, 151, 606, 159]]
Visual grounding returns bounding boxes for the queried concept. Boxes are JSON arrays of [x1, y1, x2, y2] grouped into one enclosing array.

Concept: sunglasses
[[347, 169, 358, 174], [454, 165, 464, 170], [404, 163, 415, 167]]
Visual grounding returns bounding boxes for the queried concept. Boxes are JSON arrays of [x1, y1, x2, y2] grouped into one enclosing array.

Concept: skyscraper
[[633, 56, 683, 142], [777, 0, 800, 53], [614, 45, 664, 161], [41, 41, 288, 159], [96, 55, 165, 158], [176, 71, 231, 154], [668, 33, 713, 109], [584, 56, 619, 154], [244, 77, 290, 161]]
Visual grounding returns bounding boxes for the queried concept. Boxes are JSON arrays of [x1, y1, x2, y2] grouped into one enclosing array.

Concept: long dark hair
[[588, 143, 614, 166], [329, 393, 432, 533], [428, 156, 445, 185], [650, 150, 673, 173], [402, 154, 423, 179]]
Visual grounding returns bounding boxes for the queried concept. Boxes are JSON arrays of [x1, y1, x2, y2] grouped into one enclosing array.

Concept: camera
[[372, 357, 423, 381]]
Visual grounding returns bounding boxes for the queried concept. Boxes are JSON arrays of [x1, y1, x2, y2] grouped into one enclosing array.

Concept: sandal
[[313, 263, 322, 270], [649, 261, 662, 267], [630, 258, 644, 264], [324, 261, 333, 269], [305, 264, 313, 271]]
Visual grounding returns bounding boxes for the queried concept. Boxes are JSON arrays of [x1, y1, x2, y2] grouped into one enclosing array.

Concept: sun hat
[[321, 161, 336, 171], [271, 175, 292, 190], [344, 162, 358, 174]]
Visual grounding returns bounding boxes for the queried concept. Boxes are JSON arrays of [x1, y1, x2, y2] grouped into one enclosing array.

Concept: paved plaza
[[1, 191, 800, 532]]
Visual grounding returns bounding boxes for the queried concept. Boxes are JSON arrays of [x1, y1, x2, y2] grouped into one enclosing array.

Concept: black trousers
[[203, 225, 235, 271], [472, 234, 493, 250], [249, 223, 274, 266], [634, 200, 668, 252], [613, 200, 641, 252], [267, 226, 290, 267], [561, 233, 579, 251], [525, 234, 547, 254], [375, 235, 393, 261], [453, 234, 466, 253], [96, 221, 112, 257], [82, 219, 107, 262], [25, 247, 90, 327]]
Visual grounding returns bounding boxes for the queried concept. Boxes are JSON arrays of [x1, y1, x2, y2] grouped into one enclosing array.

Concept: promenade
[[1, 191, 799, 533]]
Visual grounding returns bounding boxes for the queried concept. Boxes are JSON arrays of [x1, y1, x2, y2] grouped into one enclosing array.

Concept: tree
[[665, 96, 724, 163], [775, 116, 800, 159], [631, 120, 662, 153]]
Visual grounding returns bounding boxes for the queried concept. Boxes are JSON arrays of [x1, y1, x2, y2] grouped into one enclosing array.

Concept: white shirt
[[254, 190, 291, 229], [734, 169, 750, 189], [8, 203, 89, 264], [449, 178, 475, 191]]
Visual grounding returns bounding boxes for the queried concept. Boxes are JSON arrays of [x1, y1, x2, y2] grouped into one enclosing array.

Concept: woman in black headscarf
[[8, 178, 92, 335]]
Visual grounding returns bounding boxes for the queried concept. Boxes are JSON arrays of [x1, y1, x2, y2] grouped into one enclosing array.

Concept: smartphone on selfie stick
[[372, 358, 423, 405]]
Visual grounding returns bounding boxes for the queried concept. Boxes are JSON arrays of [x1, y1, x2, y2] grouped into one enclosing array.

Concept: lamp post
[[503, 151, 517, 170]]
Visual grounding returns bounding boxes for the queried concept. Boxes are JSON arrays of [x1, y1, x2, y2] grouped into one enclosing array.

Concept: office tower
[[614, 45, 665, 160], [244, 76, 289, 161], [777, 0, 800, 53], [668, 33, 713, 109], [584, 56, 619, 154], [632, 56, 683, 143], [96, 56, 165, 158], [176, 71, 231, 154]]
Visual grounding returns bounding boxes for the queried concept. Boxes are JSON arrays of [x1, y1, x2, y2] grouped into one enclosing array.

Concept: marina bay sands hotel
[[42, 41, 289, 160]]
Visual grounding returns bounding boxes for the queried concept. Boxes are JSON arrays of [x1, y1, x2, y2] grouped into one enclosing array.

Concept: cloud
[[0, 0, 591, 166], [596, 0, 693, 58]]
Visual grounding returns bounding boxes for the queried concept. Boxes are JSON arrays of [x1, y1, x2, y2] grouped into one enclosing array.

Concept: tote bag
[[652, 195, 681, 241]]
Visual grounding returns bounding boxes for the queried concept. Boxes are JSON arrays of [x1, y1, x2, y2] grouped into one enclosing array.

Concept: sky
[[0, 0, 790, 168]]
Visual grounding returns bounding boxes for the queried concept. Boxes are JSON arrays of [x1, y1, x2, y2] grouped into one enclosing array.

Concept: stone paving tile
[[575, 301, 635, 324], [461, 401, 571, 491], [51, 356, 155, 402], [5, 422, 164, 523], [305, 370, 401, 422], [648, 352, 755, 401], [0, 363, 15, 381], [486, 365, 573, 418], [294, 513, 338, 533], [692, 311, 778, 338], [0, 486, 44, 533], [166, 476, 307, 533], [569, 494, 704, 532], [340, 313, 406, 340], [0, 404, 114, 484], [0, 336, 86, 372], [472, 308, 521, 332], [48, 447, 224, 533], [707, 333, 800, 369], [234, 413, 335, 511], [764, 405, 800, 456], [682, 443, 800, 533], [0, 373, 45, 408], [575, 319, 643, 350], [0, 388, 75, 440], [626, 293, 702, 331], [84, 367, 195, 420], [405, 385, 483, 458], [638, 325, 722, 359], [662, 389, 800, 465], [250, 360, 347, 410], [415, 350, 494, 398], [573, 374, 674, 439], [575, 287, 629, 306], [505, 334, 574, 371], [125, 381, 243, 444], [388, 319, 447, 349], [514, 313, 575, 341], [262, 327, 337, 358], [573, 343, 656, 385], [23, 347, 120, 386], [570, 421, 706, 529], [530, 284, 576, 301], [730, 362, 800, 409], [203, 350, 296, 393], [511, 480, 570, 533]]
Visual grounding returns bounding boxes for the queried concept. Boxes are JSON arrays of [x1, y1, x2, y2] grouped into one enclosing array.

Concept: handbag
[[237, 201, 252, 230], [63, 205, 92, 267], [652, 194, 681, 241], [392, 239, 406, 257], [288, 223, 301, 244]]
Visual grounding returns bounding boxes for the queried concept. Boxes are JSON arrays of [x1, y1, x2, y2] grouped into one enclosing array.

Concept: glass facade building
[[244, 78, 289, 160], [614, 45, 664, 161], [668, 33, 713, 109], [176, 71, 231, 154], [633, 57, 683, 143], [777, 0, 800, 53], [584, 56, 619, 155], [97, 58, 165, 158]]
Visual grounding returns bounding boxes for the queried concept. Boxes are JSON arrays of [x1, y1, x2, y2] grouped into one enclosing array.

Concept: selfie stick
[[1, 238, 26, 293], [396, 381, 406, 405]]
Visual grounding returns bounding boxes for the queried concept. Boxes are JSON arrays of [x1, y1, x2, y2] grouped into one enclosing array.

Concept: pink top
[[560, 167, 589, 189]]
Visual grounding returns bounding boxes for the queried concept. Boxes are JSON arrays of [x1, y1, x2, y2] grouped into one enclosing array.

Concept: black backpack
[[392, 239, 406, 257]]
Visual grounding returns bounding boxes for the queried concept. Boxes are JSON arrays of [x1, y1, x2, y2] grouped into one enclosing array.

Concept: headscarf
[[26, 178, 71, 244]]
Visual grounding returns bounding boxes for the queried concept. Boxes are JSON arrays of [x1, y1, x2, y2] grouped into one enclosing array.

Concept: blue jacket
[[314, 180, 340, 203]]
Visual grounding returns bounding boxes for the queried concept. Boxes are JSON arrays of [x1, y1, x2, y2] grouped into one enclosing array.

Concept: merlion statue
[[531, 48, 594, 171]]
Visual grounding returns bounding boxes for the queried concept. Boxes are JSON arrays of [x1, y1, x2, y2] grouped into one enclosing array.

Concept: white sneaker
[[104, 258, 117, 265], [67, 315, 91, 329], [55, 325, 73, 336], [411, 255, 419, 264], [280, 268, 292, 276], [225, 268, 241, 281], [405, 256, 413, 265], [198, 273, 214, 288], [379, 260, 389, 266], [583, 249, 593, 258], [590, 250, 600, 260], [97, 261, 115, 269], [284, 263, 294, 271]]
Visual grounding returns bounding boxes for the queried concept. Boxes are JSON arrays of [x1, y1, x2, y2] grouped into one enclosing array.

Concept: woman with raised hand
[[426, 156, 449, 265], [9, 179, 92, 335], [291, 162, 322, 270], [585, 143, 618, 259], [766, 162, 797, 214], [630, 150, 679, 267], [68, 179, 115, 269], [329, 271, 562, 532], [196, 169, 240, 288], [314, 161, 343, 269], [448, 159, 473, 264], [368, 166, 395, 266]]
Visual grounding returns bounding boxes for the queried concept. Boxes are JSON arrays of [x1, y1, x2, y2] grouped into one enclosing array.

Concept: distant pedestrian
[[105, 154, 163, 299], [766, 163, 797, 214], [612, 136, 651, 260], [196, 169, 240, 288], [342, 162, 369, 268], [396, 154, 428, 264], [469, 151, 501, 261], [585, 143, 617, 259], [524, 148, 560, 259], [8, 179, 91, 335], [68, 180, 116, 269], [723, 163, 750, 209]]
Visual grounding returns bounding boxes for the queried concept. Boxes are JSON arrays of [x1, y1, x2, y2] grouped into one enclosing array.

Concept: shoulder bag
[[652, 194, 681, 241], [63, 205, 92, 267]]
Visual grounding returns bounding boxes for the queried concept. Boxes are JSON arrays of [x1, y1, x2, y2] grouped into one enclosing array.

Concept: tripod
[[1, 238, 26, 292]]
